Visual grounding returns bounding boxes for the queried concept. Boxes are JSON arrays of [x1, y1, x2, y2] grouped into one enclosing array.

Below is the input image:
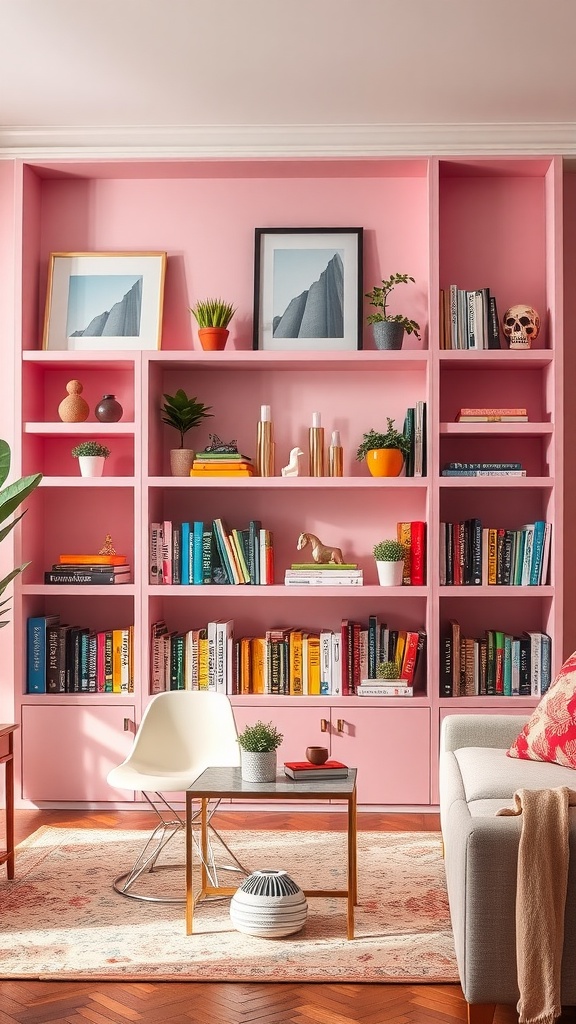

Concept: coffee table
[[185, 766, 358, 938]]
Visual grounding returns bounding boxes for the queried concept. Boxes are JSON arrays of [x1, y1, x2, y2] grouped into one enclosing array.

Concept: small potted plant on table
[[190, 298, 236, 351], [161, 388, 213, 477], [71, 440, 110, 478], [237, 720, 284, 783], [373, 538, 406, 586], [356, 419, 410, 477], [365, 272, 421, 350]]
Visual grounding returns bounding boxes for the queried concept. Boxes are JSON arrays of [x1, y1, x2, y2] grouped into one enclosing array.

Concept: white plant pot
[[78, 455, 105, 478], [240, 750, 277, 783], [376, 559, 404, 586]]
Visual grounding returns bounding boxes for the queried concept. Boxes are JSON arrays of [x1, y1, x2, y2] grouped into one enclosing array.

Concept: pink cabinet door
[[21, 703, 136, 802], [331, 707, 431, 805], [232, 704, 329, 767]]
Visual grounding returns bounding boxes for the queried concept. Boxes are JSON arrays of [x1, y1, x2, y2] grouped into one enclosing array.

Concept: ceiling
[[1, 0, 576, 156]]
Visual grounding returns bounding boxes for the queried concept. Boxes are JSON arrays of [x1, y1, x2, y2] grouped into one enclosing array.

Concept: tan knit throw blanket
[[497, 787, 576, 1024]]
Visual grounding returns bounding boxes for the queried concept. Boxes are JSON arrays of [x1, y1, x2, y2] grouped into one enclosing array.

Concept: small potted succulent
[[365, 272, 421, 350], [356, 419, 410, 477], [190, 297, 236, 351], [373, 538, 406, 586], [71, 440, 111, 478], [237, 720, 284, 783], [161, 388, 213, 477]]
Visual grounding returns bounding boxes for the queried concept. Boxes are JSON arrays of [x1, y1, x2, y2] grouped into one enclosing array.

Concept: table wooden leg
[[6, 734, 14, 880], [347, 790, 357, 939], [185, 794, 193, 934], [201, 797, 208, 893]]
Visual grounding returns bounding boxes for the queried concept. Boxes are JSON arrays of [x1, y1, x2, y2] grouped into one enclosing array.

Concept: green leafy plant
[[71, 441, 110, 459], [377, 660, 400, 680], [190, 298, 236, 329], [373, 539, 406, 562], [365, 272, 421, 339], [237, 720, 284, 752], [0, 439, 42, 626], [356, 419, 410, 460], [161, 389, 213, 449]]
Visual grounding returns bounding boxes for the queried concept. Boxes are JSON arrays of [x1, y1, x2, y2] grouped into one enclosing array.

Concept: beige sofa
[[439, 714, 576, 1024]]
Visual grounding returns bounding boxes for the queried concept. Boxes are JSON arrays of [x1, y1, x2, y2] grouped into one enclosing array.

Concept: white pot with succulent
[[161, 388, 213, 477], [237, 720, 284, 783], [71, 441, 111, 478], [365, 272, 421, 350], [373, 538, 405, 586]]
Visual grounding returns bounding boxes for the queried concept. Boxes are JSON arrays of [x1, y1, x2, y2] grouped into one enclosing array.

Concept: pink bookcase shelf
[[0, 153, 567, 810]]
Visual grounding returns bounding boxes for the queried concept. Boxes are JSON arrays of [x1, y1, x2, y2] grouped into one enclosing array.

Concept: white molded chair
[[107, 690, 245, 903]]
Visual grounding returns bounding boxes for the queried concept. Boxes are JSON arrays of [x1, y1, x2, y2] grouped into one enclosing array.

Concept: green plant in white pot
[[71, 440, 110, 478], [237, 720, 284, 783], [373, 538, 405, 587], [0, 439, 42, 625], [365, 273, 421, 350]]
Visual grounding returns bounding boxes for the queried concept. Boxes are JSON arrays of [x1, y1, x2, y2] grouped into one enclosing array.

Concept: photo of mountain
[[67, 275, 143, 338], [272, 250, 344, 338]]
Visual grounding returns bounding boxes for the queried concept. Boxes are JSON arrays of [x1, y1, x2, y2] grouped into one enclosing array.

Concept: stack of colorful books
[[45, 552, 131, 585], [284, 760, 349, 780], [190, 451, 255, 477], [284, 563, 363, 587]]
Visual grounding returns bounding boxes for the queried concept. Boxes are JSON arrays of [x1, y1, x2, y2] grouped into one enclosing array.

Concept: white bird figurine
[[281, 447, 304, 477]]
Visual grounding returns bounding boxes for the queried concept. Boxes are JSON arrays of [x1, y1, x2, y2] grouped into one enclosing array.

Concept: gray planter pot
[[372, 321, 405, 350], [240, 750, 278, 783]]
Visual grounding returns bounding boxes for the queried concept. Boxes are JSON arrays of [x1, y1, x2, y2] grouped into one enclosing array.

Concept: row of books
[[26, 614, 134, 694], [150, 617, 426, 697], [441, 462, 526, 477], [43, 551, 131, 586], [402, 401, 426, 477], [455, 407, 528, 423], [150, 519, 273, 586], [442, 620, 551, 697], [439, 520, 551, 587], [190, 449, 255, 477], [439, 286, 502, 350], [396, 521, 426, 585]]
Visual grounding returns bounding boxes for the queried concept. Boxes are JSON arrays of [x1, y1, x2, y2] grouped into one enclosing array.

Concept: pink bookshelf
[[0, 153, 566, 809]]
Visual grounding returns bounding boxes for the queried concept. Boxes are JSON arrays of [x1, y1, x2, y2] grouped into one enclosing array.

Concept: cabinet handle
[[123, 718, 133, 732], [337, 719, 345, 733], [320, 718, 329, 733]]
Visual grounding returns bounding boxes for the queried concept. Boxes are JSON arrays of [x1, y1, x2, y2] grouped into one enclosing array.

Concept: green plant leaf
[[0, 474, 42, 525], [0, 439, 10, 490]]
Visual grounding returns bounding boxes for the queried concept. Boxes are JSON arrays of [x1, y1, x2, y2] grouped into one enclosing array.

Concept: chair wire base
[[112, 791, 249, 904]]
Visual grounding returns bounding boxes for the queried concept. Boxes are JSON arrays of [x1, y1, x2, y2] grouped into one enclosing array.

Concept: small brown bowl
[[306, 746, 329, 765]]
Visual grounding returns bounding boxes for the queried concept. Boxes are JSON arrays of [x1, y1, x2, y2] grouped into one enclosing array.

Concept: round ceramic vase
[[366, 448, 404, 477], [240, 750, 277, 783], [376, 559, 404, 586], [230, 869, 308, 937], [95, 394, 123, 422]]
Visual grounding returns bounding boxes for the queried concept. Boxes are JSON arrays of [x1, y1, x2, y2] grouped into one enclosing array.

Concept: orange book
[[59, 553, 127, 565]]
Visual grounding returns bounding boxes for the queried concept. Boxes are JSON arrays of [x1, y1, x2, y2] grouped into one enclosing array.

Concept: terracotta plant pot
[[170, 449, 195, 477], [366, 448, 404, 477], [198, 327, 229, 351]]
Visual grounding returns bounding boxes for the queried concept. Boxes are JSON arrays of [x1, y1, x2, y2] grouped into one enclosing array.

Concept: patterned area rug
[[0, 827, 458, 982]]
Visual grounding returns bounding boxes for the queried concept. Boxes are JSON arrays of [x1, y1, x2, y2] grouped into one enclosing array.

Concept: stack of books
[[455, 407, 528, 422], [190, 450, 255, 477], [284, 760, 349, 780], [45, 553, 131, 585], [284, 563, 363, 587], [442, 462, 526, 477]]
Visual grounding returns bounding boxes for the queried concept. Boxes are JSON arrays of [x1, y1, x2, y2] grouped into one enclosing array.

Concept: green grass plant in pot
[[71, 440, 111, 478], [356, 419, 410, 477], [237, 719, 284, 783], [373, 538, 405, 586], [161, 389, 213, 477], [0, 439, 42, 625], [190, 298, 236, 351], [365, 273, 421, 350], [377, 660, 401, 680]]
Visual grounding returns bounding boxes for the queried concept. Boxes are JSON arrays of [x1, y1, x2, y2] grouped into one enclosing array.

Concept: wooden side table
[[0, 724, 18, 879]]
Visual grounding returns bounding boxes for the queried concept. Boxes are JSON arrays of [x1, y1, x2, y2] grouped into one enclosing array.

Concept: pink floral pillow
[[508, 650, 576, 767]]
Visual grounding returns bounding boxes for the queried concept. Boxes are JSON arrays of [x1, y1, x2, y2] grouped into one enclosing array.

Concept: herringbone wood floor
[[0, 808, 534, 1024]]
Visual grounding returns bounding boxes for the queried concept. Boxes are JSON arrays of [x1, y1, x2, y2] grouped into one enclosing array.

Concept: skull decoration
[[502, 305, 541, 349]]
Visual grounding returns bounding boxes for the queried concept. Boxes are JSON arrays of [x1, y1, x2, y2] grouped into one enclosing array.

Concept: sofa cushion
[[507, 650, 576, 768], [454, 746, 576, 802]]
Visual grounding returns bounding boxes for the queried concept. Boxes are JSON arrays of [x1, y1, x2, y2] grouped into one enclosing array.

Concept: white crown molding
[[1, 121, 576, 159]]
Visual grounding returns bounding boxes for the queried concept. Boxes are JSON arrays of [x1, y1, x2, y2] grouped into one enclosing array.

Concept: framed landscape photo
[[253, 227, 363, 351], [42, 252, 167, 351]]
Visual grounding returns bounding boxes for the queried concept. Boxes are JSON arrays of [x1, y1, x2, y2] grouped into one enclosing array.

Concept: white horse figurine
[[297, 531, 344, 564], [281, 447, 304, 477]]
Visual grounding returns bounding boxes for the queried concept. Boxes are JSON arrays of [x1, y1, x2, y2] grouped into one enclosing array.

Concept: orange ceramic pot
[[198, 327, 229, 351], [366, 448, 404, 477]]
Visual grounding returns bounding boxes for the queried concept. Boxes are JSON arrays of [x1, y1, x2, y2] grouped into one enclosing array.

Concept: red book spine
[[400, 630, 420, 683], [340, 619, 350, 695], [410, 521, 426, 586]]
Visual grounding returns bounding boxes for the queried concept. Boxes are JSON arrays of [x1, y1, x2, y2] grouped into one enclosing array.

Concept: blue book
[[180, 523, 190, 585], [192, 522, 204, 584], [27, 614, 59, 693], [529, 520, 546, 585]]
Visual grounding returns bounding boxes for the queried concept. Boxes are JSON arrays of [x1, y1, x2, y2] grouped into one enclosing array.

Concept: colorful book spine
[[192, 521, 204, 585], [180, 522, 190, 585], [27, 614, 60, 693], [410, 521, 426, 586]]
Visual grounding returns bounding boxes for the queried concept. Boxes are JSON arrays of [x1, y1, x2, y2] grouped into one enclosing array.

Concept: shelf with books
[[147, 477, 429, 490]]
